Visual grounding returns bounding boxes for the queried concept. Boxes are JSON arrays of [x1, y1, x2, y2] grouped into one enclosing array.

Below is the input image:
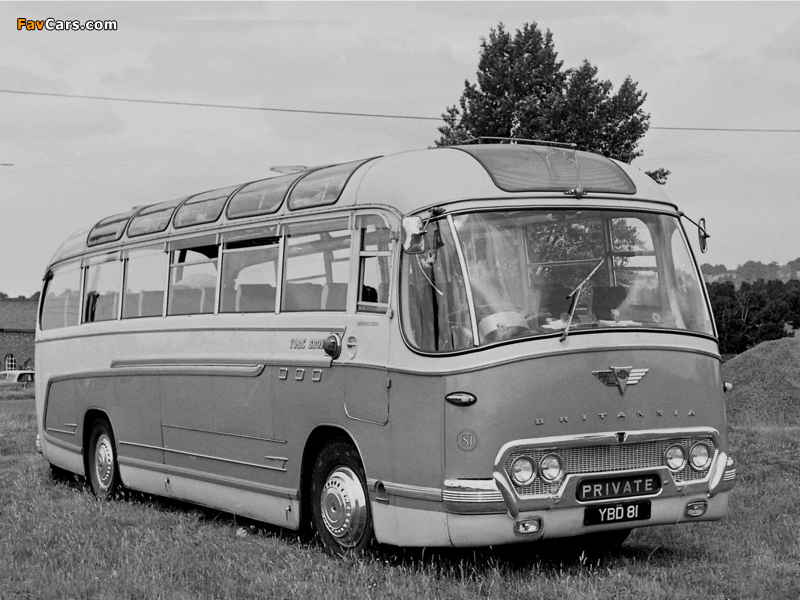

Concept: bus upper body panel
[[43, 145, 672, 270]]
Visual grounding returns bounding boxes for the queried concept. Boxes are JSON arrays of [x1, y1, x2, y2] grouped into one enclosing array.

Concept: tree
[[735, 260, 781, 283], [786, 257, 800, 276], [700, 263, 729, 276], [437, 22, 669, 183], [707, 280, 794, 354]]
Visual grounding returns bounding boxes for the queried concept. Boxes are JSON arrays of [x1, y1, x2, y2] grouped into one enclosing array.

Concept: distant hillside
[[722, 336, 800, 427], [702, 258, 800, 285]]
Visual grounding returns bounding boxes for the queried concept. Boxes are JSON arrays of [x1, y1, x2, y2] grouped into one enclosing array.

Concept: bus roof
[[47, 144, 672, 266]]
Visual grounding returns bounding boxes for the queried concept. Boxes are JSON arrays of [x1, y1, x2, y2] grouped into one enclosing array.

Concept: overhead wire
[[1, 88, 799, 133]]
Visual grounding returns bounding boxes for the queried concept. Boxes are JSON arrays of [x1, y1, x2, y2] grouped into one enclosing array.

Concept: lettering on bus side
[[290, 338, 326, 350], [533, 410, 697, 425]]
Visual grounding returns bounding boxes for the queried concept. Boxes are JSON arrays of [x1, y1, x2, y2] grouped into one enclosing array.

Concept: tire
[[87, 418, 121, 500], [310, 439, 374, 556]]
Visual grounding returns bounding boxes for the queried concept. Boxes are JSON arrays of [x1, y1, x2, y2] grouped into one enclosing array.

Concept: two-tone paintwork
[[36, 146, 735, 547]]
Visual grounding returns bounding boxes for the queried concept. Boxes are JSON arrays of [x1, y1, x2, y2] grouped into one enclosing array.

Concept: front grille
[[505, 436, 716, 496]]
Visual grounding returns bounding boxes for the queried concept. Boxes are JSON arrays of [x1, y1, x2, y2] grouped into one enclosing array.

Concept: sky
[[1, 1, 799, 297]]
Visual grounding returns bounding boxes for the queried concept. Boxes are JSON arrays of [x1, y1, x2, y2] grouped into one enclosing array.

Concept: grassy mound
[[722, 336, 800, 427]]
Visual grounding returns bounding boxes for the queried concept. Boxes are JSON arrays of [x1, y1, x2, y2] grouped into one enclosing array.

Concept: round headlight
[[510, 457, 536, 486], [689, 442, 711, 471], [664, 444, 687, 471], [539, 454, 564, 483]]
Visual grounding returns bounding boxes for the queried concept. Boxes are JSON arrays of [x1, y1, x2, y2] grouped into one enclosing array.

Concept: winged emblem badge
[[592, 366, 649, 395]]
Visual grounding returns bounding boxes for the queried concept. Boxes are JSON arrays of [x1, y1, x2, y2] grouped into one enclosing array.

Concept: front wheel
[[87, 418, 121, 500], [310, 439, 373, 555]]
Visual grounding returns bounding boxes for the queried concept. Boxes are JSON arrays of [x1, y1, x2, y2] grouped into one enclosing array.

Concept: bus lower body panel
[[445, 490, 730, 547]]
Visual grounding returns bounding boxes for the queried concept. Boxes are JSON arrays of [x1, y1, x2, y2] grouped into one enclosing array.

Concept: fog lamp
[[510, 457, 536, 486], [689, 442, 711, 471], [685, 500, 707, 518], [514, 517, 542, 535], [539, 453, 564, 483], [664, 444, 687, 471]]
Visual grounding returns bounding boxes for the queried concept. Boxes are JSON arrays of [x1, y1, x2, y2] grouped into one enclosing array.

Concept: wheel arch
[[82, 408, 114, 478], [299, 425, 361, 528]]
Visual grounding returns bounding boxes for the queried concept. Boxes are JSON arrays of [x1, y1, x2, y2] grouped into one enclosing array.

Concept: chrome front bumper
[[442, 428, 736, 544]]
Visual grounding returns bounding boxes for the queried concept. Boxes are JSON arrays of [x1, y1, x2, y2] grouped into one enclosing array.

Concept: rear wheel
[[87, 419, 120, 500], [310, 439, 373, 555]]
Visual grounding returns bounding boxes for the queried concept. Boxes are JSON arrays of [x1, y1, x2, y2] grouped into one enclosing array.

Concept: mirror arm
[[421, 206, 446, 234], [678, 211, 709, 239]]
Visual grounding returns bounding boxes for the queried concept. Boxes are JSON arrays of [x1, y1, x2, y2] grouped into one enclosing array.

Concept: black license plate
[[584, 500, 651, 526], [577, 474, 661, 501]]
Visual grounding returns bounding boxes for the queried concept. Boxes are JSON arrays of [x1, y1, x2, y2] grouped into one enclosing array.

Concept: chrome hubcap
[[94, 433, 114, 490], [320, 466, 368, 547]]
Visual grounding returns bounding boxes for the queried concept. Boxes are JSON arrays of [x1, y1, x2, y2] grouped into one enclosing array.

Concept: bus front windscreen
[[400, 209, 714, 353]]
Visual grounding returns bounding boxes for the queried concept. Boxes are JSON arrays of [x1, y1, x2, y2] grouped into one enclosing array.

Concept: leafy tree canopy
[[437, 22, 669, 183], [701, 263, 730, 276]]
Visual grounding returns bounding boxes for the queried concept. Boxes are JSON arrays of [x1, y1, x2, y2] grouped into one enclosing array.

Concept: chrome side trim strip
[[119, 440, 287, 472], [343, 403, 389, 426], [117, 455, 299, 499], [381, 481, 442, 502], [111, 359, 265, 376], [162, 423, 287, 444], [46, 427, 77, 436], [113, 356, 332, 371], [37, 325, 348, 344]]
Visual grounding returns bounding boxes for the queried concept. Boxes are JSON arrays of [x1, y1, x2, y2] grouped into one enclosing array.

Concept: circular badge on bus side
[[457, 430, 478, 452]]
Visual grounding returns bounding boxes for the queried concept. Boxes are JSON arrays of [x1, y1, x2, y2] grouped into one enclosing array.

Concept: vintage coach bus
[[36, 142, 737, 554]]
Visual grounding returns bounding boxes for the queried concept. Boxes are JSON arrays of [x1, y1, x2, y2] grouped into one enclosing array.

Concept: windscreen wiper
[[560, 258, 605, 342]]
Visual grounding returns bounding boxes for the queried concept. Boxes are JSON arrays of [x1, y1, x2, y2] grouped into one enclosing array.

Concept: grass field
[[2, 368, 799, 599]]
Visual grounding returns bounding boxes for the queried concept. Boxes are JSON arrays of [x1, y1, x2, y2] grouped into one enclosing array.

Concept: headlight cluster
[[663, 442, 712, 472], [510, 453, 565, 486]]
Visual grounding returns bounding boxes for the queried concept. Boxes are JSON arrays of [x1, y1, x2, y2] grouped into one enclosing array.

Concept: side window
[[357, 215, 392, 313], [167, 238, 219, 316], [41, 261, 82, 330], [282, 219, 351, 312], [123, 246, 168, 318], [220, 230, 280, 313], [401, 219, 473, 352], [83, 253, 121, 323], [670, 227, 713, 334]]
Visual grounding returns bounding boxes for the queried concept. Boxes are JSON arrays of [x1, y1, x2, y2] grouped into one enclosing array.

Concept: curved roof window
[[173, 184, 241, 229], [127, 198, 185, 238], [226, 173, 302, 220], [455, 145, 636, 195], [87, 210, 136, 247], [287, 157, 376, 210]]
